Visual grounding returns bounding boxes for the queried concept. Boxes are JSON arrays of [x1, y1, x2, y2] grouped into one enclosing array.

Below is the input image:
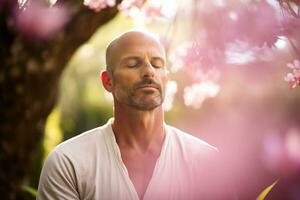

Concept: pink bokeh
[[14, 1, 70, 40]]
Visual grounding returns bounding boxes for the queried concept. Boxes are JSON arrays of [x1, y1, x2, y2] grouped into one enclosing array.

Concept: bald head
[[105, 30, 165, 72]]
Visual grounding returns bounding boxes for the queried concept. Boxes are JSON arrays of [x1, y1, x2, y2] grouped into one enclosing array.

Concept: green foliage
[[44, 108, 63, 160], [21, 185, 37, 198]]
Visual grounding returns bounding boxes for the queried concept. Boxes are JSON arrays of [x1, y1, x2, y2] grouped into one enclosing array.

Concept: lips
[[137, 84, 159, 89], [133, 78, 162, 92]]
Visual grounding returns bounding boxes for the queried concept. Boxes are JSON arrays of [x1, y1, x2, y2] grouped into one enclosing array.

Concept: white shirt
[[37, 118, 219, 200]]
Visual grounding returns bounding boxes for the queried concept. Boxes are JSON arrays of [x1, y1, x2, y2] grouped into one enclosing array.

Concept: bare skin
[[101, 30, 168, 199]]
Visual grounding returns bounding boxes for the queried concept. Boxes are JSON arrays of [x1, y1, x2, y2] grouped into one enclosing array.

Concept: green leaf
[[22, 185, 37, 197], [256, 179, 279, 200]]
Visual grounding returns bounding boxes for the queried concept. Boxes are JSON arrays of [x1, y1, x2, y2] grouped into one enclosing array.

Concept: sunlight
[[184, 81, 220, 109], [274, 36, 288, 49], [226, 41, 255, 65], [163, 80, 178, 111]]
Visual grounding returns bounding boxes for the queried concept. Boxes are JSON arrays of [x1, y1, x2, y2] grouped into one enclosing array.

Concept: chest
[[121, 151, 159, 199], [76, 139, 196, 200]]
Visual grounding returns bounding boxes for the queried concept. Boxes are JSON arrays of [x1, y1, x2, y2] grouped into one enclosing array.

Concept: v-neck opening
[[106, 119, 170, 200], [142, 126, 169, 200]]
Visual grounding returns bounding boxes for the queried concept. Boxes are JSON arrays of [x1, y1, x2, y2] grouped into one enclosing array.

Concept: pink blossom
[[118, 0, 165, 22], [169, 42, 220, 82], [196, 1, 280, 48], [169, 42, 202, 73], [15, 1, 70, 40], [183, 81, 220, 109], [284, 59, 300, 88], [118, 0, 143, 17], [281, 10, 300, 39], [143, 4, 164, 18], [84, 0, 116, 12], [118, 0, 144, 11], [169, 41, 221, 109]]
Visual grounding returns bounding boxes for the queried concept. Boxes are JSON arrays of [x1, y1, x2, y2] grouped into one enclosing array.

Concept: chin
[[131, 100, 162, 111]]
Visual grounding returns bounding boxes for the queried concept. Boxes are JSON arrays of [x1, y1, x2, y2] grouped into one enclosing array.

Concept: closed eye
[[151, 58, 165, 68], [125, 57, 142, 68], [122, 56, 165, 68]]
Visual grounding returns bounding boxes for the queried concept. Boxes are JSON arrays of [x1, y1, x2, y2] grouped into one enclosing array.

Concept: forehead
[[114, 32, 166, 59]]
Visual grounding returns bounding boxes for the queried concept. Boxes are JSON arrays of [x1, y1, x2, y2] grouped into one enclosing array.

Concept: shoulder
[[55, 125, 106, 154], [47, 120, 113, 167], [166, 125, 218, 152], [39, 122, 112, 185], [165, 124, 218, 159], [37, 126, 108, 200]]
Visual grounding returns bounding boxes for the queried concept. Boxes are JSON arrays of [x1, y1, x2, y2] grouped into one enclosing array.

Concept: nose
[[141, 59, 155, 78]]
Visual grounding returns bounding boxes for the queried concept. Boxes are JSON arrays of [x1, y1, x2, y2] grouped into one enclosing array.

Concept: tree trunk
[[0, 0, 120, 199]]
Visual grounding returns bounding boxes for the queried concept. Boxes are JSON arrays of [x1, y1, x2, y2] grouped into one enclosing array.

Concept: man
[[37, 30, 229, 199]]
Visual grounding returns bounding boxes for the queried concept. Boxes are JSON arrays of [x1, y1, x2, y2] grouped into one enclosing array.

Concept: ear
[[101, 70, 113, 92]]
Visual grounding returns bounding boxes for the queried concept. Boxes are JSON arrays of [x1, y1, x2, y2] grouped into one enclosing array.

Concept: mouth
[[137, 84, 159, 89]]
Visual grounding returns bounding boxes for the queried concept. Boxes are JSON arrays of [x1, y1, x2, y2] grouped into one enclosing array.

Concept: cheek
[[116, 68, 139, 80], [112, 71, 134, 86]]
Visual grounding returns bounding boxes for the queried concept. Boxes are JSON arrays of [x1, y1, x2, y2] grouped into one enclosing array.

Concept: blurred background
[[1, 0, 300, 199]]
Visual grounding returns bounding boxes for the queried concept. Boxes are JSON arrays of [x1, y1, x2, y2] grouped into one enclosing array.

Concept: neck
[[112, 104, 165, 153]]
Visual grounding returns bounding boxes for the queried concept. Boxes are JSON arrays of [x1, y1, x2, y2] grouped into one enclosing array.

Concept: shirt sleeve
[[37, 149, 80, 200]]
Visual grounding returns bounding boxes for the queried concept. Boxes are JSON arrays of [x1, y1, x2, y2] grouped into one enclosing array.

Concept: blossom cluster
[[169, 42, 221, 109], [83, 0, 116, 12], [169, 42, 220, 81], [284, 59, 300, 89], [84, 0, 165, 22]]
